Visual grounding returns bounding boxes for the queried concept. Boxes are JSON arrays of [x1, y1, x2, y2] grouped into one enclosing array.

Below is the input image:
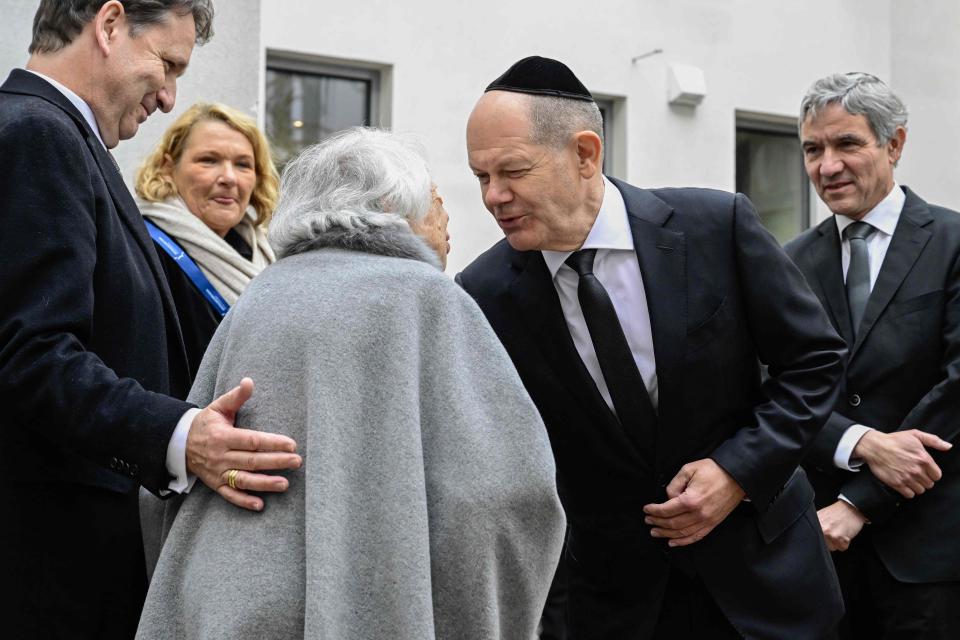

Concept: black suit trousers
[[0, 482, 147, 640], [835, 535, 960, 640]]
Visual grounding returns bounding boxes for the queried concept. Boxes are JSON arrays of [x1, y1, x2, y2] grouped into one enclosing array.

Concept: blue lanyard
[[144, 219, 230, 317]]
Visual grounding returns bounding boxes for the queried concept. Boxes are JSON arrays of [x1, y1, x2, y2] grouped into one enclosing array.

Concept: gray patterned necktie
[[844, 221, 876, 337]]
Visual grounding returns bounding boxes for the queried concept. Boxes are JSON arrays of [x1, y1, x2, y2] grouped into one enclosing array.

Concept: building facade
[[2, 0, 958, 272]]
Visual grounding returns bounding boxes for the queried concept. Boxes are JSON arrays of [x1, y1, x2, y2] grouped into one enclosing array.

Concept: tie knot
[[565, 248, 598, 276], [844, 221, 875, 242]]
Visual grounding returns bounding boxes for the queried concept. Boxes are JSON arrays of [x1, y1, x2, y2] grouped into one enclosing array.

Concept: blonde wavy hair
[[135, 103, 279, 226]]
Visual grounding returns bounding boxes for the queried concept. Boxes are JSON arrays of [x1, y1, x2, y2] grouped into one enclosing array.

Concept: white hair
[[269, 127, 432, 257]]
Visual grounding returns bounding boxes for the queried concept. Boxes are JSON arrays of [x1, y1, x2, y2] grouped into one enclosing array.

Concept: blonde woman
[[135, 103, 279, 376]]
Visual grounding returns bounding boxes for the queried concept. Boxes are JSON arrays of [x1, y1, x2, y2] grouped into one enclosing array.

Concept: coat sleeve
[[418, 281, 566, 639], [0, 112, 189, 492], [840, 248, 960, 523], [710, 193, 848, 508], [803, 411, 857, 470]]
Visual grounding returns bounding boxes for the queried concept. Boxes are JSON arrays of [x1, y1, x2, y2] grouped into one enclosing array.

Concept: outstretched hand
[[186, 378, 302, 511], [643, 458, 745, 547]]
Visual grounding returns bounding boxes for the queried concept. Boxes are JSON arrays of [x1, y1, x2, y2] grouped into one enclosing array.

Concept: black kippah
[[485, 56, 594, 102]]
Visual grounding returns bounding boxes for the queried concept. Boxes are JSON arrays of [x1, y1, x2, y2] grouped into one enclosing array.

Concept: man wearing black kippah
[[457, 56, 847, 639]]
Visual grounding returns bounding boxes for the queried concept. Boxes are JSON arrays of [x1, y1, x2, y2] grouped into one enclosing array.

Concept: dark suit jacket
[[785, 186, 960, 584], [458, 179, 847, 639], [0, 69, 192, 494]]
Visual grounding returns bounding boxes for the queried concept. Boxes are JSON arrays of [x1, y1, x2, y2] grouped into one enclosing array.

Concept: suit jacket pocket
[[687, 295, 730, 352], [887, 289, 943, 319], [756, 467, 815, 544]]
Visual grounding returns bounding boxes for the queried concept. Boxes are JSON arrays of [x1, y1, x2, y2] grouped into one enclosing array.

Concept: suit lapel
[[507, 249, 646, 461], [611, 179, 686, 458], [851, 189, 933, 358], [809, 220, 856, 347]]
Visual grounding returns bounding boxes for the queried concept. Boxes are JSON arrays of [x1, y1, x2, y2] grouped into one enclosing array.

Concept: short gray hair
[[29, 0, 214, 54], [799, 72, 908, 145], [269, 127, 433, 257], [528, 94, 604, 149]]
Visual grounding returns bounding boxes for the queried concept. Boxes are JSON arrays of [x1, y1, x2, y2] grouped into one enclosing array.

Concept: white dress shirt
[[832, 183, 905, 473], [542, 176, 659, 414], [26, 69, 196, 494]]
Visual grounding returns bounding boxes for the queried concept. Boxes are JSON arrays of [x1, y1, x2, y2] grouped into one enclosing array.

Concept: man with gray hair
[[459, 56, 847, 639], [786, 72, 960, 638], [0, 2, 300, 638]]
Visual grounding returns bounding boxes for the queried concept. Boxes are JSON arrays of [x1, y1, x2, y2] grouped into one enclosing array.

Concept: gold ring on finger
[[226, 468, 240, 490]]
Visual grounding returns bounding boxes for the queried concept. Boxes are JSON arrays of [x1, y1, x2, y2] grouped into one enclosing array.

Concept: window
[[595, 96, 626, 179], [735, 112, 810, 245], [265, 53, 385, 167]]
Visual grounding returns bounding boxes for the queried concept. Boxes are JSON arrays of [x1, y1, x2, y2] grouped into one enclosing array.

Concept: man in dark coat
[[0, 2, 300, 638], [785, 72, 959, 638], [457, 56, 847, 639]]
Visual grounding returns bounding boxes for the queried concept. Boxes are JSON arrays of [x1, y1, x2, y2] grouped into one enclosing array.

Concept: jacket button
[[130, 464, 139, 477], [110, 457, 119, 470], [849, 394, 861, 407]]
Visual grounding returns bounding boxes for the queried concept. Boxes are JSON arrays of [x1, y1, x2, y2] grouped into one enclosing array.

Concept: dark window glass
[[736, 125, 809, 245], [265, 67, 372, 168]]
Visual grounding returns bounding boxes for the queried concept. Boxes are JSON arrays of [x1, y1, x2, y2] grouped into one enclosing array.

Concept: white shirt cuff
[[833, 424, 874, 471], [164, 408, 200, 494]]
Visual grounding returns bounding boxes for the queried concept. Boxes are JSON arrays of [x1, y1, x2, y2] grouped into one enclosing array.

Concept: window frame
[[594, 95, 626, 179], [735, 110, 812, 242], [265, 53, 383, 128]]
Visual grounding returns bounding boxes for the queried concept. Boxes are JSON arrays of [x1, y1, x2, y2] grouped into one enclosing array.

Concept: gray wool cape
[[135, 221, 566, 640]]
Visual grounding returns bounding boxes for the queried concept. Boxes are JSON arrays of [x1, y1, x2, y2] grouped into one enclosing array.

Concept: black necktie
[[565, 249, 657, 457], [844, 221, 876, 337]]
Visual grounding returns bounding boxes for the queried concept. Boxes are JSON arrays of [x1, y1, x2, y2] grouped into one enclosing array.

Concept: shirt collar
[[834, 182, 905, 238], [542, 176, 634, 278], [25, 69, 107, 150]]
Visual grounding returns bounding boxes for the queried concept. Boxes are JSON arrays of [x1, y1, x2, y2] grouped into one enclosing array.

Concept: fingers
[[219, 468, 290, 493], [914, 430, 953, 452], [824, 536, 848, 552], [222, 450, 302, 472], [209, 377, 255, 418], [661, 523, 714, 547], [644, 511, 702, 531], [643, 494, 693, 519], [917, 454, 942, 484], [221, 427, 298, 454], [665, 465, 693, 499], [216, 484, 264, 512], [895, 485, 916, 499], [650, 520, 709, 541]]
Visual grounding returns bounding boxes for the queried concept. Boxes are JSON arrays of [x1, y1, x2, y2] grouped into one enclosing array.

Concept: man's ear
[[887, 126, 907, 165], [93, 1, 126, 56], [574, 130, 603, 179]]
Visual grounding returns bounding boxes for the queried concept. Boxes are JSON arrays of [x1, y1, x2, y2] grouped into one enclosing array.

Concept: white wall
[[890, 0, 960, 211], [0, 0, 261, 187], [263, 0, 922, 272], [3, 1, 957, 273]]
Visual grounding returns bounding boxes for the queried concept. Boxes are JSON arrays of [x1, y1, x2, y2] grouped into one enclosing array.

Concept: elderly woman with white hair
[[136, 127, 566, 640]]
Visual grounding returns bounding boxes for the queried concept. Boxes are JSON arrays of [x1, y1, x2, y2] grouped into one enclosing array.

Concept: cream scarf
[[137, 197, 275, 306]]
